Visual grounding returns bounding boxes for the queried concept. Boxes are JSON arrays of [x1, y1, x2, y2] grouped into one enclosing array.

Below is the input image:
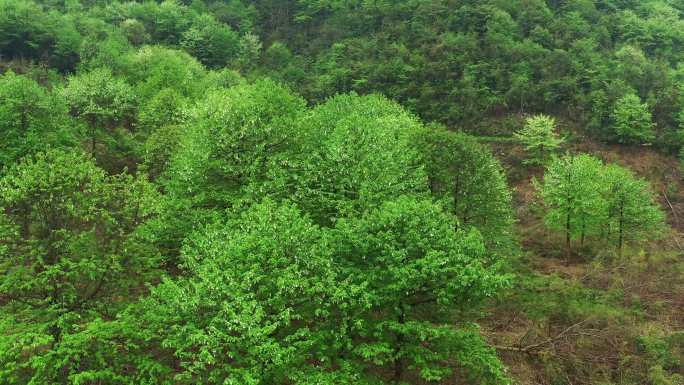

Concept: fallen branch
[[662, 189, 679, 226], [493, 319, 589, 354], [662, 190, 684, 254]]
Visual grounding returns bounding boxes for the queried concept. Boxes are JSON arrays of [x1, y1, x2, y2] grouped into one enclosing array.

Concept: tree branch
[[493, 319, 589, 354]]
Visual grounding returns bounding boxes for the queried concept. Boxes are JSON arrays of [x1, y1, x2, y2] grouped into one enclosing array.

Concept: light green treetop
[[537, 153, 608, 255], [0, 71, 75, 170], [61, 67, 136, 128], [417, 126, 513, 248], [332, 196, 511, 384], [133, 200, 355, 384], [603, 164, 665, 254], [612, 93, 655, 144], [538, 153, 666, 256], [0, 149, 160, 384], [154, 79, 306, 262], [292, 93, 429, 224], [514, 114, 564, 165]]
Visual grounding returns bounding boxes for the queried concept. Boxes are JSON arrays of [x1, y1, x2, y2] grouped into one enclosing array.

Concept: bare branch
[[493, 319, 589, 354]]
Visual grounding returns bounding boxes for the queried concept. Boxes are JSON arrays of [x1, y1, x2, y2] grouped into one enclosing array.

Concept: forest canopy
[[0, 1, 682, 385]]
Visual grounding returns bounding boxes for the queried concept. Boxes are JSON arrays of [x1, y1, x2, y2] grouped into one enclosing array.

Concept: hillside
[[0, 1, 683, 385], [484, 133, 684, 384]]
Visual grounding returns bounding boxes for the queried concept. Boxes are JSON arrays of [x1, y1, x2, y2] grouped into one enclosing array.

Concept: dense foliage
[[0, 1, 682, 385]]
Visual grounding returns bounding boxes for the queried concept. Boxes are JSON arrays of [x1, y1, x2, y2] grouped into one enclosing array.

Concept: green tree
[[514, 114, 564, 165], [603, 164, 665, 255], [332, 197, 510, 384], [60, 68, 136, 155], [538, 154, 608, 256], [180, 14, 240, 68], [120, 18, 149, 46], [0, 71, 75, 170], [137, 88, 189, 180], [260, 41, 308, 87], [0, 315, 175, 385], [417, 126, 513, 248], [78, 32, 134, 73], [0, 0, 82, 71], [291, 93, 428, 224], [612, 93, 655, 144], [137, 87, 188, 133], [204, 68, 245, 89], [132, 200, 356, 384], [165, 78, 305, 210], [0, 150, 160, 384], [208, 0, 258, 32], [155, 79, 305, 262], [236, 31, 262, 71], [118, 46, 208, 101], [144, 0, 193, 45]]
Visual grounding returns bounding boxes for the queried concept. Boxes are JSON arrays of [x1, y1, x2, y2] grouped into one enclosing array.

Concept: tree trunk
[[453, 175, 461, 232], [91, 133, 96, 156], [393, 303, 406, 385], [89, 116, 97, 157], [618, 203, 624, 258], [565, 211, 571, 258], [20, 108, 28, 132]]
